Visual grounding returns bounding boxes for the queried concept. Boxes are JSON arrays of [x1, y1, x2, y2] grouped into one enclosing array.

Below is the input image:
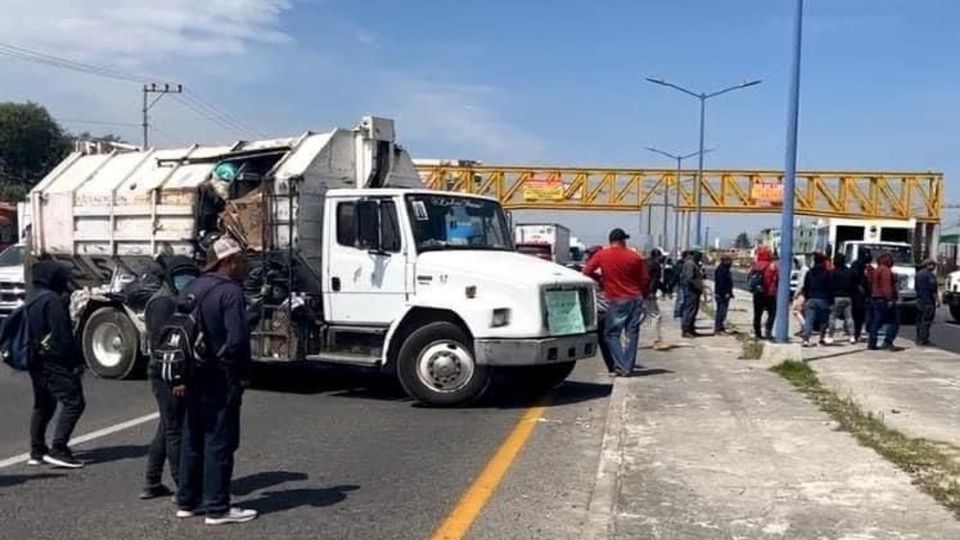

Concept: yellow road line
[[429, 402, 549, 540]]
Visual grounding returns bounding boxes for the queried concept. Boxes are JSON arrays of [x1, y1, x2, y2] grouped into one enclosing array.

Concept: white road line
[[0, 411, 158, 469]]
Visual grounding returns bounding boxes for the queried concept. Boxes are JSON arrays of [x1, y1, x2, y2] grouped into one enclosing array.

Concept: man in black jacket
[[645, 249, 666, 349], [140, 256, 200, 500], [714, 255, 734, 334], [801, 253, 835, 347], [828, 254, 857, 344], [27, 260, 86, 469], [176, 236, 257, 525]]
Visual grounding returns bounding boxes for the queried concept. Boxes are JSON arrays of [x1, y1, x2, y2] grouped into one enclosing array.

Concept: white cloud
[[383, 77, 545, 162], [354, 29, 378, 46], [0, 0, 294, 64]]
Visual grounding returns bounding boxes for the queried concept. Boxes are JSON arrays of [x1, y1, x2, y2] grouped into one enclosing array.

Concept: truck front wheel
[[396, 321, 490, 407], [82, 307, 141, 379]]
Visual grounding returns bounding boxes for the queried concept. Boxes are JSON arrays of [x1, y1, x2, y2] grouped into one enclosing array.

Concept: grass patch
[[771, 360, 960, 518]]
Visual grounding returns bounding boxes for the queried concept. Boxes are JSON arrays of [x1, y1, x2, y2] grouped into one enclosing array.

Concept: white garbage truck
[[26, 116, 597, 406]]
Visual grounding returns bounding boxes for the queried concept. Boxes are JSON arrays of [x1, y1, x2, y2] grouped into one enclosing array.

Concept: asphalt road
[[722, 266, 960, 353], [0, 360, 612, 540]]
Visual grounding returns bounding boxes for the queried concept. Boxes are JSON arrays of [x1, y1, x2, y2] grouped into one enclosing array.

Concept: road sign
[[523, 177, 564, 201], [750, 178, 783, 205]]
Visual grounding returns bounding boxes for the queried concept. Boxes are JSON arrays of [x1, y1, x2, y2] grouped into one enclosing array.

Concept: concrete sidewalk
[[585, 296, 960, 539], [721, 290, 960, 446]]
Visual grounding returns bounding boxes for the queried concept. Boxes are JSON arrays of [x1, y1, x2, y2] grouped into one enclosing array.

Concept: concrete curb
[[582, 377, 627, 540]]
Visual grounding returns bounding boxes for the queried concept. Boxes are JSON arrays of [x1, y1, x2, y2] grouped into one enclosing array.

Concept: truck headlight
[[492, 308, 511, 328]]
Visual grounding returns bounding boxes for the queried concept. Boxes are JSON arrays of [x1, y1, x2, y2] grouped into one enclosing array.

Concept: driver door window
[[326, 198, 408, 325]]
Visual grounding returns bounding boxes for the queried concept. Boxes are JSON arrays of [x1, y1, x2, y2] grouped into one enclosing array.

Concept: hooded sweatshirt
[[750, 248, 779, 297], [27, 261, 83, 372]]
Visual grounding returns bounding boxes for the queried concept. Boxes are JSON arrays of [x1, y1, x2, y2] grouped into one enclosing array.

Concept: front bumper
[[475, 333, 598, 366]]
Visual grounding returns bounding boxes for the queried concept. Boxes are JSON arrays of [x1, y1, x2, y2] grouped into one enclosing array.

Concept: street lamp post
[[646, 77, 762, 247], [774, 0, 805, 343], [644, 146, 714, 256]]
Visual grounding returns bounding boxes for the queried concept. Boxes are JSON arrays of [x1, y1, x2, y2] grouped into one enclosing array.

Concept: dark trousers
[[178, 370, 243, 516], [851, 295, 866, 340], [752, 294, 776, 338], [145, 373, 185, 489], [30, 368, 85, 457], [681, 288, 701, 333], [868, 298, 900, 348], [916, 301, 936, 345], [714, 296, 730, 331]]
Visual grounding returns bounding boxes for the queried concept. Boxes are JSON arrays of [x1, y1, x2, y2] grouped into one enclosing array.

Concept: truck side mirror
[[356, 200, 381, 252]]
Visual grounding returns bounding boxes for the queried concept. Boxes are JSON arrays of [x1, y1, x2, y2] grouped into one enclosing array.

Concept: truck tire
[[82, 307, 141, 379], [951, 305, 960, 324], [396, 321, 490, 407]]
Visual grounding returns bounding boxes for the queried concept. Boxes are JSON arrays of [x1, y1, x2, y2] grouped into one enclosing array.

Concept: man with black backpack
[[175, 236, 257, 525], [140, 255, 200, 500], [24, 260, 86, 468]]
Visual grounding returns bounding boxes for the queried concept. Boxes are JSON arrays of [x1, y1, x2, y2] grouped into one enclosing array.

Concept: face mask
[[173, 274, 197, 292]]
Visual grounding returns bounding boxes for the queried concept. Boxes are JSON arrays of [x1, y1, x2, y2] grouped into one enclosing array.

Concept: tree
[[735, 232, 752, 249], [0, 102, 71, 198]]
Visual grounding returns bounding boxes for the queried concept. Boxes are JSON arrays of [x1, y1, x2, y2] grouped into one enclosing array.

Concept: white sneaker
[[176, 509, 199, 519], [849, 336, 857, 345], [205, 507, 258, 525], [823, 336, 834, 345], [26, 456, 44, 466]]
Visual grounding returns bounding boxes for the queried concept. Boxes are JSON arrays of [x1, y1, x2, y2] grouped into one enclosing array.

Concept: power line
[[57, 118, 141, 127], [184, 89, 265, 138], [0, 41, 262, 140]]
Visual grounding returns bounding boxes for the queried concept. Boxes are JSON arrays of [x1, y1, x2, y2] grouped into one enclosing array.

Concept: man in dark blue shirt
[[915, 258, 939, 347], [713, 255, 734, 334], [176, 236, 257, 525]]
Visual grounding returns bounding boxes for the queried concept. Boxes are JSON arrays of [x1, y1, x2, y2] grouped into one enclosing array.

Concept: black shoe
[[44, 450, 84, 469], [140, 484, 174, 500], [682, 332, 696, 339], [882, 344, 905, 352], [867, 345, 880, 351]]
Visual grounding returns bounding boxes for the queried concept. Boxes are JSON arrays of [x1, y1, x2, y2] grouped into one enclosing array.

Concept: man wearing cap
[[915, 258, 940, 347], [583, 228, 649, 376], [680, 246, 704, 337], [176, 236, 258, 525]]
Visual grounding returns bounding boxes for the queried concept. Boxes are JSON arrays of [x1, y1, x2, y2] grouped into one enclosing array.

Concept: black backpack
[[0, 292, 53, 371], [747, 269, 765, 295], [151, 286, 222, 385]]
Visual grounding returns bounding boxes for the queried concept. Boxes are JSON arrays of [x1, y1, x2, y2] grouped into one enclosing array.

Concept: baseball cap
[[203, 235, 243, 271], [608, 228, 630, 242]]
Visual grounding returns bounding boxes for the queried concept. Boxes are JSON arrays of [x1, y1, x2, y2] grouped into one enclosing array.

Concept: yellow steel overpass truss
[[417, 166, 944, 223]]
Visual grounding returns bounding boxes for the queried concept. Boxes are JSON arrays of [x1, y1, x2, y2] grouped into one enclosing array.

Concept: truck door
[[325, 197, 409, 325]]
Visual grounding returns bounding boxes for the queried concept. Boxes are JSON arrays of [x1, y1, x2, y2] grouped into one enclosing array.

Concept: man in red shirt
[[867, 251, 902, 351], [583, 228, 649, 376]]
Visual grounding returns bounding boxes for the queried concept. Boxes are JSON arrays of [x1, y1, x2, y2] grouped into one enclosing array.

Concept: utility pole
[[774, 0, 805, 343], [643, 146, 713, 256], [142, 83, 183, 148]]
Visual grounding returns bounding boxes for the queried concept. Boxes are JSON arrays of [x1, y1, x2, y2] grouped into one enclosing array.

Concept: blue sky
[[1, 0, 957, 245]]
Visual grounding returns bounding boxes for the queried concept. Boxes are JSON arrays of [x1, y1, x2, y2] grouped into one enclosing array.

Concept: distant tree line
[[0, 102, 124, 201]]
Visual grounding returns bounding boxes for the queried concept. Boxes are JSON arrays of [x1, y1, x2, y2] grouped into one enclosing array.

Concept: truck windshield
[[0, 244, 24, 267], [861, 244, 914, 265], [406, 195, 512, 252]]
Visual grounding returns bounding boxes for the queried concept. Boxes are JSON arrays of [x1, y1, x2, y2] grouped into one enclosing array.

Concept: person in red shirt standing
[[748, 247, 779, 340], [867, 251, 902, 351], [583, 228, 649, 377]]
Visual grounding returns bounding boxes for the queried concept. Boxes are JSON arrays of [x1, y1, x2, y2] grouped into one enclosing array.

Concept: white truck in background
[[816, 217, 917, 315], [515, 223, 572, 265], [26, 116, 597, 406]]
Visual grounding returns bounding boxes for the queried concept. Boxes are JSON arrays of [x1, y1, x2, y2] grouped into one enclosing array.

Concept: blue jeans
[[604, 298, 645, 374], [868, 298, 900, 348], [714, 296, 730, 331], [673, 286, 685, 319], [803, 298, 832, 341]]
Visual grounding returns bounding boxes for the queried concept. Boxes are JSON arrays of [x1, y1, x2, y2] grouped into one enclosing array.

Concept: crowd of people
[[745, 247, 939, 350], [12, 236, 258, 526], [583, 228, 941, 376]]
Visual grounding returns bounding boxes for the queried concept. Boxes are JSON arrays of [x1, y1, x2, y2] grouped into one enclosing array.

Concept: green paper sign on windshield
[[545, 290, 585, 335]]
